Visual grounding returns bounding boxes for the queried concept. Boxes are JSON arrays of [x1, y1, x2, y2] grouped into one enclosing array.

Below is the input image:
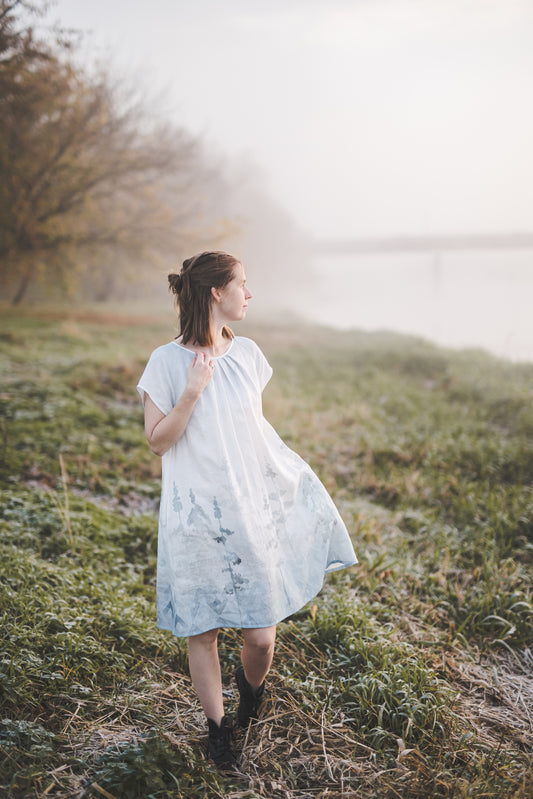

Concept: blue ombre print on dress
[[137, 337, 357, 637]]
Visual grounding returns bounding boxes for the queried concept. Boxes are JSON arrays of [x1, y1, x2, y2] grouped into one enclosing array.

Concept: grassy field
[[0, 304, 532, 799]]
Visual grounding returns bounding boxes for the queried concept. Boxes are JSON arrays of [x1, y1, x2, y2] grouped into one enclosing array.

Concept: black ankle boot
[[235, 665, 265, 727], [206, 716, 238, 772]]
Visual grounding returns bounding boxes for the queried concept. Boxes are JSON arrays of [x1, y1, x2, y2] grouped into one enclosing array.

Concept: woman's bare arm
[[144, 352, 214, 456]]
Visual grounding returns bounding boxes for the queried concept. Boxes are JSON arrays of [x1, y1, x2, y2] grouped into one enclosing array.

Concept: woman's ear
[[211, 286, 222, 302]]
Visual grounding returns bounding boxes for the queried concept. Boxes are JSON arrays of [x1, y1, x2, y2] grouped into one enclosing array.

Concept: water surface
[[309, 250, 533, 362]]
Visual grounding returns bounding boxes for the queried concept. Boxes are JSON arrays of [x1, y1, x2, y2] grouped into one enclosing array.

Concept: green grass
[[0, 304, 532, 798]]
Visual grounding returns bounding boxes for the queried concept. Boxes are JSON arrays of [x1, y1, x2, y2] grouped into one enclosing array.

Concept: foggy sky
[[51, 0, 533, 239]]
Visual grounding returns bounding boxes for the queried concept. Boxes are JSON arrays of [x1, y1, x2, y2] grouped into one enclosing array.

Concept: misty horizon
[[51, 0, 533, 241]]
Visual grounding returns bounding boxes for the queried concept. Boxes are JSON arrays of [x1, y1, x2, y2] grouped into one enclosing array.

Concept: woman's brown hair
[[168, 251, 240, 346]]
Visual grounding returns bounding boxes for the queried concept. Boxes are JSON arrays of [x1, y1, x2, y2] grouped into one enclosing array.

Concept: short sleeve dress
[[137, 336, 357, 637]]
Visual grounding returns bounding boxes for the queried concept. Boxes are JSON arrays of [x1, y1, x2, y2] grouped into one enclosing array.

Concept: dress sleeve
[[254, 342, 273, 392], [136, 348, 175, 415]]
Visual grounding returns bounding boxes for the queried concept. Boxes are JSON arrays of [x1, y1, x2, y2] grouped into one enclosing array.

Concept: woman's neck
[[179, 325, 231, 357]]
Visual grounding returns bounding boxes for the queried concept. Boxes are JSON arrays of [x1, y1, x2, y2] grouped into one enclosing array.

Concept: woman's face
[[214, 262, 252, 322]]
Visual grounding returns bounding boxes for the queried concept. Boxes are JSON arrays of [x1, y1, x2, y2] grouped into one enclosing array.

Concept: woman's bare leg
[[240, 625, 276, 689], [188, 628, 224, 724]]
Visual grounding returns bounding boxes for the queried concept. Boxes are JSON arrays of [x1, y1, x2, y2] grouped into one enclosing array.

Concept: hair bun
[[168, 272, 183, 295]]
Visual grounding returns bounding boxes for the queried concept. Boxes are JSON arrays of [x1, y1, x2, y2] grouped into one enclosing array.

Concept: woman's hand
[[185, 352, 215, 397]]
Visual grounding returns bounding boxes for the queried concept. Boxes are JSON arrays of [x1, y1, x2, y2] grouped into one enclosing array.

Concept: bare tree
[[0, 0, 221, 304]]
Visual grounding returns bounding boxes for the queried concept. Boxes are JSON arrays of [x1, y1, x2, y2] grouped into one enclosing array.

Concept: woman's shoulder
[[233, 335, 263, 355], [144, 341, 190, 369], [233, 336, 270, 363], [233, 336, 272, 388]]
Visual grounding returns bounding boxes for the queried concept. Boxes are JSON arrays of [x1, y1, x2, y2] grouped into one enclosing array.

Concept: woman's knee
[[189, 628, 219, 649], [243, 626, 276, 653]]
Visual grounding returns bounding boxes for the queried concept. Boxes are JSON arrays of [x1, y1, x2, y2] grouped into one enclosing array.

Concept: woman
[[137, 251, 357, 771]]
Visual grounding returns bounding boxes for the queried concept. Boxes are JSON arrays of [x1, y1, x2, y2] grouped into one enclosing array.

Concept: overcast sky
[[51, 0, 533, 239]]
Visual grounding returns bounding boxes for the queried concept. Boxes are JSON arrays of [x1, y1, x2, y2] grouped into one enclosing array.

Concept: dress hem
[[157, 556, 358, 639]]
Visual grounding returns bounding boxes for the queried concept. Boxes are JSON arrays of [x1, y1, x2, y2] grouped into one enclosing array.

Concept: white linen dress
[[137, 336, 357, 637]]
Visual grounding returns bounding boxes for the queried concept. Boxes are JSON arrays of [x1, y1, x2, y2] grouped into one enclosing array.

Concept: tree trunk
[[11, 264, 32, 305]]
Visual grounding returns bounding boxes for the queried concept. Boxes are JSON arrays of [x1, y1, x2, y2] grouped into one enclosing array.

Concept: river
[[308, 250, 533, 362]]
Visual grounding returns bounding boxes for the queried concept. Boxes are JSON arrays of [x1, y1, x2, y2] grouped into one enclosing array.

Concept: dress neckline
[[171, 338, 235, 360]]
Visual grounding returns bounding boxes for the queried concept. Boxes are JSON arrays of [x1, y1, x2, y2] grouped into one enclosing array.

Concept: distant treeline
[[0, 0, 309, 307], [315, 232, 533, 254]]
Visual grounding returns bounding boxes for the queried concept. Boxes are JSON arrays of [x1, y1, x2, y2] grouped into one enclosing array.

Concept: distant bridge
[[314, 232, 533, 254]]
